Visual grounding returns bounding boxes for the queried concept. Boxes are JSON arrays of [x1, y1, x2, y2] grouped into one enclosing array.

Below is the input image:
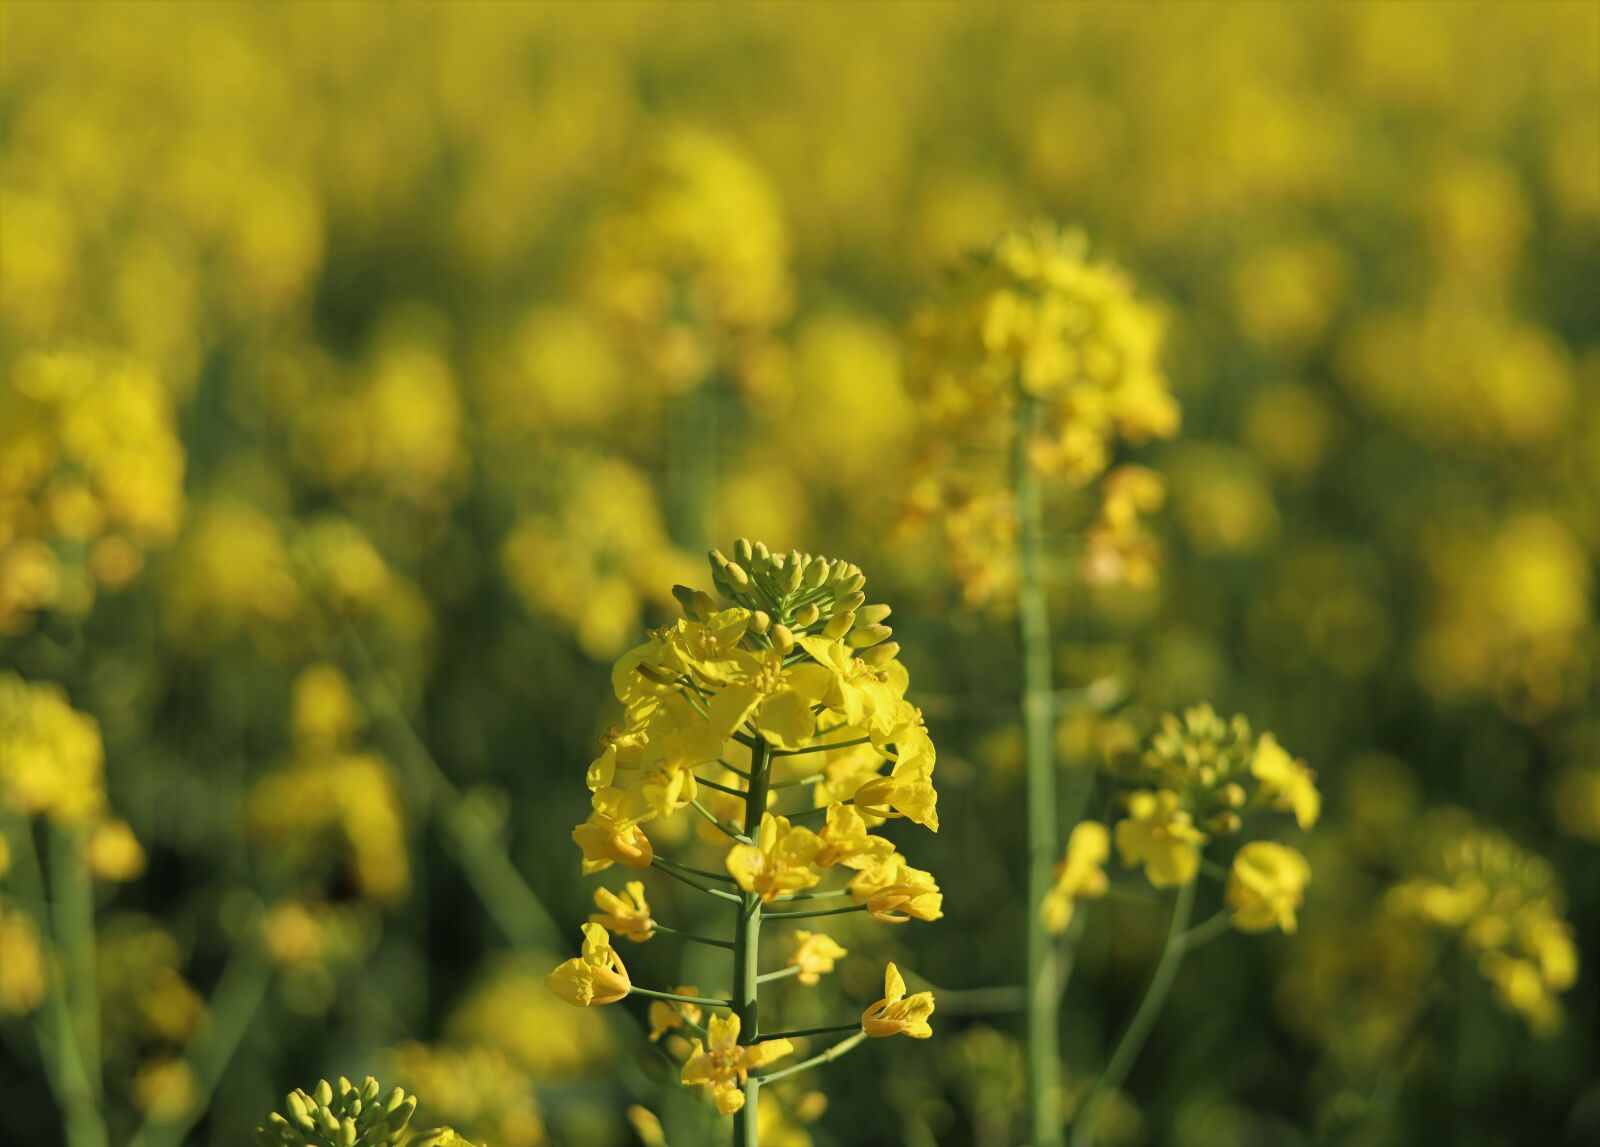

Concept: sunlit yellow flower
[[545, 923, 631, 1007], [590, 881, 654, 943], [1114, 789, 1206, 888], [647, 985, 704, 1043], [571, 787, 654, 874], [852, 752, 940, 832], [861, 962, 935, 1039], [812, 803, 895, 870], [707, 649, 833, 751], [680, 1013, 793, 1115], [1226, 841, 1312, 934], [660, 609, 752, 685], [848, 854, 944, 923], [1040, 821, 1110, 934], [1251, 734, 1321, 829], [788, 931, 847, 986], [726, 813, 824, 901]]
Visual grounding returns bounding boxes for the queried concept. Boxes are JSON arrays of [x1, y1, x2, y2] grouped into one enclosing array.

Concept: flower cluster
[[1046, 705, 1318, 935], [547, 540, 940, 1120], [903, 221, 1181, 605], [0, 350, 185, 633], [253, 1077, 476, 1147], [1388, 816, 1578, 1034]]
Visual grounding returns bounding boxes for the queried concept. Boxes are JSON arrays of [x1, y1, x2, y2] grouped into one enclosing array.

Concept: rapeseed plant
[[547, 540, 941, 1143]]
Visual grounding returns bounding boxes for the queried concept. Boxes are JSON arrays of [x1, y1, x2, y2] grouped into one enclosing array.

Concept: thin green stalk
[[689, 798, 751, 843], [655, 857, 738, 884], [772, 737, 871, 757], [49, 825, 102, 1101], [754, 1023, 859, 1043], [650, 922, 735, 950], [696, 774, 749, 799], [732, 736, 774, 1146], [7, 817, 107, 1147], [631, 985, 732, 1009], [651, 858, 743, 902], [762, 903, 867, 921], [1178, 910, 1232, 952], [755, 1031, 868, 1085], [129, 936, 273, 1147], [1070, 879, 1197, 1147], [1016, 392, 1064, 1147], [756, 965, 803, 984]]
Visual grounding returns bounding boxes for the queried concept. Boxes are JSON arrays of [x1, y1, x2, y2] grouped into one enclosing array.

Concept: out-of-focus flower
[[389, 1041, 545, 1147], [1226, 841, 1312, 934], [0, 906, 46, 1015], [1114, 789, 1206, 889], [0, 673, 105, 824], [647, 985, 703, 1043], [589, 881, 654, 943], [87, 818, 145, 882], [1041, 820, 1110, 934], [788, 931, 848, 986]]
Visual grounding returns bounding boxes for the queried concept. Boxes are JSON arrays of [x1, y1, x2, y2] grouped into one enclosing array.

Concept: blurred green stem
[[49, 825, 102, 1102], [1070, 879, 1196, 1147], [1016, 393, 1064, 1147], [732, 736, 773, 1146], [667, 372, 718, 551], [128, 924, 272, 1147], [5, 816, 108, 1147]]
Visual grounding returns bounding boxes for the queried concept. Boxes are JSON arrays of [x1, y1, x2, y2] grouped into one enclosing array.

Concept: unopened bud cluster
[[253, 1077, 417, 1147], [678, 538, 899, 665]]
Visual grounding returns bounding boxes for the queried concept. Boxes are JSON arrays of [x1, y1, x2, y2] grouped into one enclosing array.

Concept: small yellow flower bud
[[856, 603, 892, 626], [848, 624, 893, 649], [805, 557, 830, 587], [824, 611, 856, 639], [733, 538, 753, 563], [860, 641, 900, 667], [781, 558, 804, 593], [1220, 782, 1246, 808], [771, 624, 796, 655], [750, 610, 772, 635], [841, 573, 866, 594], [840, 591, 866, 613], [725, 562, 749, 588], [753, 541, 770, 561], [793, 602, 820, 627]]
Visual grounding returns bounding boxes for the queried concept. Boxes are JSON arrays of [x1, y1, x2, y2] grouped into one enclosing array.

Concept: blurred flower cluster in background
[[1, 2, 1596, 1145]]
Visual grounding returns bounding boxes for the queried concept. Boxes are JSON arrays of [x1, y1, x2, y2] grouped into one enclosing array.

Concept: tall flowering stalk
[[908, 222, 1178, 1146], [548, 540, 941, 1143]]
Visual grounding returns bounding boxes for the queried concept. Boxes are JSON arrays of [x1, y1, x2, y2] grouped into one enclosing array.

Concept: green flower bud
[[771, 624, 796, 655], [840, 591, 866, 613], [725, 562, 750, 589], [856, 603, 892, 626], [805, 557, 830, 587], [793, 602, 820, 627]]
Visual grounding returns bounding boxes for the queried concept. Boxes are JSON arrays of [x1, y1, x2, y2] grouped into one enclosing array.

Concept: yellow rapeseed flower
[[726, 813, 824, 901], [1114, 789, 1206, 888], [788, 931, 848, 986], [1040, 821, 1110, 934], [545, 923, 632, 1007], [861, 963, 935, 1039], [589, 881, 654, 943], [680, 1013, 794, 1115], [1226, 841, 1312, 934], [848, 854, 944, 923], [1251, 734, 1321, 829]]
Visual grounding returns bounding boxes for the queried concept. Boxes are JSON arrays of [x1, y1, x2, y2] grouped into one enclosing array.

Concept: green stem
[[654, 857, 738, 884], [762, 903, 867, 921], [689, 799, 751, 843], [7, 817, 107, 1147], [49, 825, 102, 1102], [774, 887, 850, 902], [1016, 392, 1064, 1147], [651, 858, 742, 902], [755, 1031, 868, 1084], [1070, 879, 1197, 1147], [756, 965, 803, 984], [128, 933, 273, 1147], [754, 1022, 859, 1043], [630, 985, 732, 1009], [1178, 910, 1232, 951], [650, 922, 735, 950], [772, 737, 871, 758], [696, 775, 749, 799], [732, 736, 774, 1146]]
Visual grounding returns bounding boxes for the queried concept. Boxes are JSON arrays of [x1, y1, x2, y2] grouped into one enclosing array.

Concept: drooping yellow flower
[[726, 813, 824, 901], [680, 1013, 793, 1115], [861, 962, 935, 1039], [590, 881, 654, 943], [1114, 789, 1206, 888], [852, 752, 940, 831], [647, 986, 704, 1042], [788, 931, 848, 985], [848, 854, 944, 923], [812, 802, 895, 870], [1251, 734, 1321, 829], [706, 649, 833, 751], [1040, 820, 1110, 934], [545, 923, 632, 1007], [571, 787, 654, 874], [1225, 841, 1311, 934]]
